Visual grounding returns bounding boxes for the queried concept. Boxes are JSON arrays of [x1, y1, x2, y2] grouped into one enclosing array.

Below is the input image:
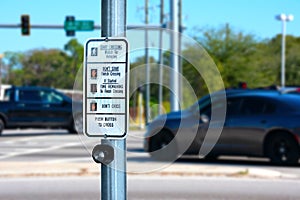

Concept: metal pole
[[281, 20, 286, 88], [0, 54, 2, 98], [138, 91, 144, 129], [178, 0, 183, 104], [145, 0, 150, 124], [170, 0, 180, 111], [101, 0, 127, 200], [158, 0, 164, 115]]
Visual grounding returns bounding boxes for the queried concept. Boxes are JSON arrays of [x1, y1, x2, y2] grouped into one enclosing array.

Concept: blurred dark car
[[144, 90, 300, 165], [0, 86, 82, 135]]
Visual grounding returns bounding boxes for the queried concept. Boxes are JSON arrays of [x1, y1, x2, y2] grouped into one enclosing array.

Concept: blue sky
[[0, 0, 299, 53]]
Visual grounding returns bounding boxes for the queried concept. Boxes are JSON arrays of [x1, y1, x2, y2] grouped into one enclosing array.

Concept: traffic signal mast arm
[[0, 15, 163, 36]]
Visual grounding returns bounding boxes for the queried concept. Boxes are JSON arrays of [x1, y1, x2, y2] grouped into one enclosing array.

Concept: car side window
[[201, 98, 242, 118], [3, 89, 11, 101], [239, 98, 276, 115], [19, 90, 42, 102], [40, 90, 64, 104], [263, 101, 276, 114], [226, 98, 243, 116]]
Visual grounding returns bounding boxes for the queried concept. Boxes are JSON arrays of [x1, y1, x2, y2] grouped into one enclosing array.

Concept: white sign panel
[[83, 38, 129, 138]]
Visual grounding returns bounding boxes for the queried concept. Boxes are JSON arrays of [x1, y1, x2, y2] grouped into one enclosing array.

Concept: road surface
[[0, 129, 299, 178], [0, 176, 300, 200]]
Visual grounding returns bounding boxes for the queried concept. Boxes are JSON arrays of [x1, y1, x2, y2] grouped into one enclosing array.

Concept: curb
[[0, 162, 288, 179]]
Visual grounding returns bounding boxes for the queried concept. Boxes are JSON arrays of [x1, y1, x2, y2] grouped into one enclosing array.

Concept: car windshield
[[188, 94, 211, 113], [188, 91, 229, 113]]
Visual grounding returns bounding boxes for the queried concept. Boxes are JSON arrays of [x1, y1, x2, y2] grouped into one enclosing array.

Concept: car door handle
[[43, 104, 50, 107], [17, 103, 25, 107]]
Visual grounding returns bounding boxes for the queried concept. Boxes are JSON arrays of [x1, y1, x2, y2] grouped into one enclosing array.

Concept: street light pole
[[276, 14, 294, 88]]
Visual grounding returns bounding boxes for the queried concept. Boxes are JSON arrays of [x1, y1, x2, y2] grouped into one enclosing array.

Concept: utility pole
[[158, 0, 164, 115], [178, 0, 183, 103], [145, 0, 150, 124], [100, 0, 127, 199], [170, 0, 180, 111], [0, 54, 3, 98]]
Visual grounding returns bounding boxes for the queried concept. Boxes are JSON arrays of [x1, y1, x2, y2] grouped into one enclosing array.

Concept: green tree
[[64, 39, 84, 90], [272, 35, 300, 86], [194, 24, 264, 88], [9, 49, 71, 88], [7, 39, 84, 89], [64, 39, 84, 75], [3, 51, 24, 84]]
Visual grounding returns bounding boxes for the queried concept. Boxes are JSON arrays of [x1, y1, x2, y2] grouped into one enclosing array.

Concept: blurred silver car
[[144, 90, 300, 165]]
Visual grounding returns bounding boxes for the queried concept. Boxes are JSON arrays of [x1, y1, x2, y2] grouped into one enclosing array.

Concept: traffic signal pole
[[100, 0, 127, 199], [145, 0, 150, 125], [170, 0, 180, 111]]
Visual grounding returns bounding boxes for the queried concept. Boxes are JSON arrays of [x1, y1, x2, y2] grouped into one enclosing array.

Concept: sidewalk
[[0, 161, 293, 179]]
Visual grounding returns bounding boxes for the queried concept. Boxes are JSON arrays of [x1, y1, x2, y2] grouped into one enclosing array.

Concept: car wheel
[[149, 129, 178, 161], [0, 118, 4, 136], [68, 114, 83, 134], [266, 133, 300, 165]]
